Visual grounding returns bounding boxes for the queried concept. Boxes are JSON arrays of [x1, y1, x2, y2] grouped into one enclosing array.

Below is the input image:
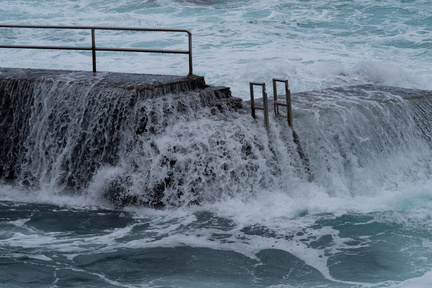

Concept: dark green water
[[2, 200, 432, 288]]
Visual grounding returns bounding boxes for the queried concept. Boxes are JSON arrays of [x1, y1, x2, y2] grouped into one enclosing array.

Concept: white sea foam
[[389, 269, 432, 288], [0, 1, 431, 286]]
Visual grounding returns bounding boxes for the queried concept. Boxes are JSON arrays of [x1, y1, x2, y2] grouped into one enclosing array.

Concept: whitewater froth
[[2, 67, 431, 211]]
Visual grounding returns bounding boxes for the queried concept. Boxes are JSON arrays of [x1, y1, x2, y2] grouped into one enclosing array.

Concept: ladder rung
[[273, 78, 288, 83], [275, 101, 288, 107]]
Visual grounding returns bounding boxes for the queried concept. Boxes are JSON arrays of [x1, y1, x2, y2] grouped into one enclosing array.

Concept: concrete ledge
[[0, 68, 207, 96]]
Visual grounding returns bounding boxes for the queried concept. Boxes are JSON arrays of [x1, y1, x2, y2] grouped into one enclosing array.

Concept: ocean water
[[1, 0, 432, 287]]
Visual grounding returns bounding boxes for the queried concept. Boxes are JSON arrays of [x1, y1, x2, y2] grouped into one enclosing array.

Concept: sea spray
[[2, 70, 431, 209]]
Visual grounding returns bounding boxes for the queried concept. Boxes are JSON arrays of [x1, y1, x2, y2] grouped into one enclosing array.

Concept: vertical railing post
[[250, 83, 256, 119], [188, 31, 193, 76], [285, 82, 293, 128], [273, 79, 278, 114], [91, 28, 96, 73], [263, 86, 269, 130]]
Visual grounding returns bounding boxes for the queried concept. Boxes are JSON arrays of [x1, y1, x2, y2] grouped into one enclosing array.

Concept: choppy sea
[[1, 0, 432, 287]]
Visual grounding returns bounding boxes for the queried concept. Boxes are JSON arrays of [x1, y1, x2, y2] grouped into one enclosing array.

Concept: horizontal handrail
[[0, 25, 193, 75]]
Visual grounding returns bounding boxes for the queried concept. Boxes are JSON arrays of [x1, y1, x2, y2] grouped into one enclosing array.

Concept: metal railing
[[0, 24, 193, 75]]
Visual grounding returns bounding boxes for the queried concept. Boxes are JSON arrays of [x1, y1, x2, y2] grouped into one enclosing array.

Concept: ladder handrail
[[0, 24, 193, 75], [250, 79, 311, 180], [250, 82, 269, 130], [273, 78, 293, 128]]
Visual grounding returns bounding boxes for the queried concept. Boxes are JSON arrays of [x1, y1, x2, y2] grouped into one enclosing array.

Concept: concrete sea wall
[[0, 68, 243, 206]]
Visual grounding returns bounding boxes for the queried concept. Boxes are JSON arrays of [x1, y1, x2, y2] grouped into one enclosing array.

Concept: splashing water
[[0, 0, 432, 287]]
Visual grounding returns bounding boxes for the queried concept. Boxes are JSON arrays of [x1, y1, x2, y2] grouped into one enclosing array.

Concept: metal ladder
[[250, 78, 313, 181], [250, 78, 293, 130]]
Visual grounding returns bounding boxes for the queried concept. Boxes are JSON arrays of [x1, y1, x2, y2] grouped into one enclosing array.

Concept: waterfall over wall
[[0, 69, 243, 203], [292, 85, 432, 197], [1, 69, 431, 207]]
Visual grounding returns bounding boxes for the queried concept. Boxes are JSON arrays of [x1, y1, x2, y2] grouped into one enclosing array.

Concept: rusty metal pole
[[273, 79, 279, 115], [250, 82, 256, 119], [286, 84, 293, 128], [262, 85, 269, 131], [91, 28, 96, 73], [250, 82, 269, 130], [188, 31, 193, 76]]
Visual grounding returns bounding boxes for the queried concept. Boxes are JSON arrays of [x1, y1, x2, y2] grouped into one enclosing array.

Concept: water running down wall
[[0, 68, 431, 208]]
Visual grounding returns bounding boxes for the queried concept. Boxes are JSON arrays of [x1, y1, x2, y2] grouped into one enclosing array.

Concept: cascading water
[[292, 85, 432, 198], [0, 70, 208, 185], [0, 69, 299, 207], [2, 71, 431, 210]]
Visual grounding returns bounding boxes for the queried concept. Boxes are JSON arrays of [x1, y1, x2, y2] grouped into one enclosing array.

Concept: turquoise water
[[1, 1, 432, 287], [2, 200, 432, 288]]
